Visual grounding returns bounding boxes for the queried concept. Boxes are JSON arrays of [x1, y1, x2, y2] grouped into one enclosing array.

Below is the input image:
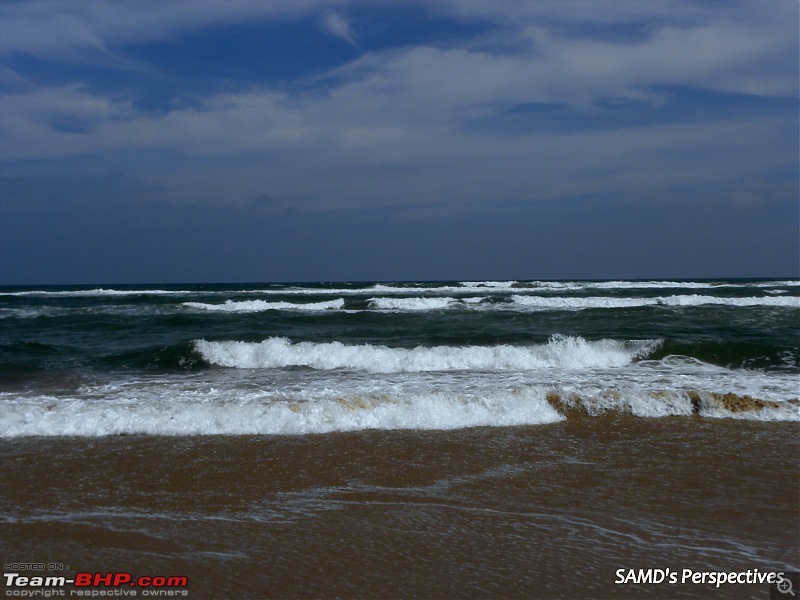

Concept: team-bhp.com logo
[[4, 572, 188, 596]]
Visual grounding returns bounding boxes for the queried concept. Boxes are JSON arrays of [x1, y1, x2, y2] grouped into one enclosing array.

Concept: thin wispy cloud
[[0, 0, 330, 58], [321, 12, 359, 48]]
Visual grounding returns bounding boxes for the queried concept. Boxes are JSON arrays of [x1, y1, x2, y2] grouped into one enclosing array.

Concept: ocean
[[1, 279, 798, 598]]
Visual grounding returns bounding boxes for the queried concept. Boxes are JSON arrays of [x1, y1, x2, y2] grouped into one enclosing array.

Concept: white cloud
[[1, 0, 795, 102], [2, 71, 794, 214], [441, 0, 793, 30], [321, 12, 359, 48], [0, 0, 796, 215]]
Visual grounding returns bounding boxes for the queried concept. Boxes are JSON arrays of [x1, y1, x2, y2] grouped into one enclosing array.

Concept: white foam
[[368, 297, 458, 311], [754, 280, 800, 287], [4, 280, 795, 299], [510, 294, 799, 310], [551, 389, 800, 421], [2, 377, 796, 437], [511, 296, 650, 309], [0, 386, 564, 437], [658, 295, 799, 307], [276, 284, 420, 295], [552, 390, 696, 418], [194, 335, 658, 373], [459, 281, 518, 288], [184, 299, 345, 313], [272, 280, 800, 297], [574, 281, 719, 290], [555, 280, 800, 290], [272, 283, 512, 295]]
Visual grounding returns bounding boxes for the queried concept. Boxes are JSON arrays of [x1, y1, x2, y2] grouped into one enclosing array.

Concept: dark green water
[[1, 279, 797, 435], [1, 280, 798, 598]]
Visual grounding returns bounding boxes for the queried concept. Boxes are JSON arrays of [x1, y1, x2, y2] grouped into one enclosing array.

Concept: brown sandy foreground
[[1, 416, 798, 599]]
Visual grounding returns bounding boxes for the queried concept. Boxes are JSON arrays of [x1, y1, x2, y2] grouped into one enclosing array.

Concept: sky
[[0, 0, 797, 284]]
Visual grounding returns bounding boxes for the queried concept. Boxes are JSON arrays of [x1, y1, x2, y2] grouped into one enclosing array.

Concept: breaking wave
[[0, 386, 565, 437], [4, 281, 796, 302], [184, 299, 345, 313], [544, 390, 799, 421], [0, 288, 196, 297], [510, 295, 799, 310], [194, 335, 659, 373], [367, 297, 459, 311], [2, 384, 795, 438]]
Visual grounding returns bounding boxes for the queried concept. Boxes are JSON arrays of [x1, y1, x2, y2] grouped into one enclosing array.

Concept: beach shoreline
[[2, 416, 797, 599]]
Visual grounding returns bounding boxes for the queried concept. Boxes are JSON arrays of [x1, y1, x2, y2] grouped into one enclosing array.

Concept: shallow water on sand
[[2, 417, 797, 599]]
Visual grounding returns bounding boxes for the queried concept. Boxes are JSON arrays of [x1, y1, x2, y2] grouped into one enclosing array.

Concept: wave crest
[[3, 385, 795, 437], [194, 335, 659, 373], [510, 295, 799, 309], [184, 299, 345, 313], [368, 297, 457, 311]]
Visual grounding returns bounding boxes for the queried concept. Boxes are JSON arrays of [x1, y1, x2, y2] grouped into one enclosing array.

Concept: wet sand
[[2, 416, 798, 599]]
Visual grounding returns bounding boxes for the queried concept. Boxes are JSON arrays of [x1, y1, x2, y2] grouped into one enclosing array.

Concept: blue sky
[[0, 0, 797, 284]]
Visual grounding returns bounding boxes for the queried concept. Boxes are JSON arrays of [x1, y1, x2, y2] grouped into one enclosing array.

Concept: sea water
[[1, 279, 798, 597]]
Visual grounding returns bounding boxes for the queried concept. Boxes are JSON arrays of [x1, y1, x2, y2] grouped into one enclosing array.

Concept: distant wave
[[4, 280, 796, 298], [459, 280, 519, 289], [184, 299, 345, 313], [510, 294, 799, 309], [0, 288, 196, 297], [499, 280, 800, 291], [194, 335, 659, 373], [185, 294, 799, 314], [367, 297, 460, 311], [271, 281, 757, 296]]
